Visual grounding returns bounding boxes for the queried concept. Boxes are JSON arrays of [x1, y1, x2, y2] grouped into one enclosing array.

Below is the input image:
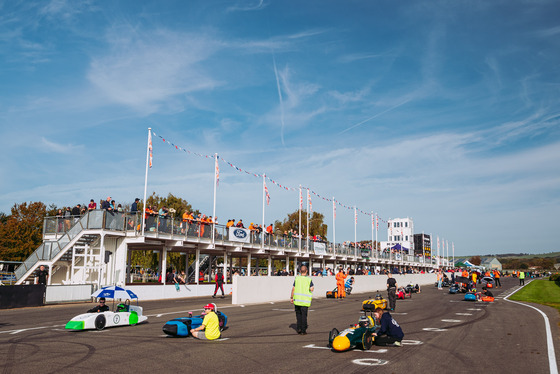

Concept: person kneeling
[[372, 308, 404, 347], [190, 303, 221, 340]]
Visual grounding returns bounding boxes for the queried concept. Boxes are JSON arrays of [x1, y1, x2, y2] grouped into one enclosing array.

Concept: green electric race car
[[328, 312, 379, 352]]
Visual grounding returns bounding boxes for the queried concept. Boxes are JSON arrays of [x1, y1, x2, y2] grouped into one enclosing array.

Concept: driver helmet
[[375, 293, 382, 300], [358, 315, 370, 327]]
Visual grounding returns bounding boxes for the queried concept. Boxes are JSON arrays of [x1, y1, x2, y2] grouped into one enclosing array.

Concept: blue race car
[[162, 304, 228, 337]]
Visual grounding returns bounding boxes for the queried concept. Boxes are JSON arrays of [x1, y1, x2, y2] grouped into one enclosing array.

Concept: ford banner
[[229, 227, 250, 243]]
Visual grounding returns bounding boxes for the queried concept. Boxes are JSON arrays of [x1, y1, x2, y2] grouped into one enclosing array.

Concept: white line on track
[[402, 340, 423, 345], [303, 344, 387, 353], [441, 319, 462, 323], [504, 281, 558, 374], [146, 305, 237, 318], [423, 328, 447, 332], [0, 324, 65, 335], [466, 308, 481, 311], [455, 313, 472, 316]]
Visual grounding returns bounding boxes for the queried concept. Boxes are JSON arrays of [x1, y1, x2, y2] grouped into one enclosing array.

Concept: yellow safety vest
[[293, 275, 312, 307]]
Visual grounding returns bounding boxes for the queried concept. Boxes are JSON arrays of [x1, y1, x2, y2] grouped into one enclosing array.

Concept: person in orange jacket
[[335, 268, 347, 298]]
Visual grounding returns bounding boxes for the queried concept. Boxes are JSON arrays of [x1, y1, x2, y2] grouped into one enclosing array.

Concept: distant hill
[[491, 252, 560, 260]]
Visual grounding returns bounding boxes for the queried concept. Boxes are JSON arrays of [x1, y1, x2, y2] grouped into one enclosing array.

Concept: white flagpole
[[437, 235, 440, 268], [375, 213, 378, 259], [212, 153, 218, 245], [141, 127, 151, 237], [452, 242, 455, 266], [446, 240, 449, 269], [332, 197, 336, 250], [298, 185, 302, 252], [371, 211, 374, 259], [354, 206, 357, 257], [306, 188, 310, 253], [262, 174, 265, 249], [430, 232, 433, 267]]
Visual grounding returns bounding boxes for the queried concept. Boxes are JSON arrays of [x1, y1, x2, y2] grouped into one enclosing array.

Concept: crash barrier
[[0, 284, 46, 309], [232, 274, 437, 305], [45, 284, 94, 304], [126, 283, 233, 301]]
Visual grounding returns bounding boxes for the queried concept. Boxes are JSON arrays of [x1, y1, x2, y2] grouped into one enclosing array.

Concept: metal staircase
[[14, 214, 100, 285]]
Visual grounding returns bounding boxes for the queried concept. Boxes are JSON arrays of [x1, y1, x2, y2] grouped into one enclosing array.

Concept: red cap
[[204, 303, 215, 310]]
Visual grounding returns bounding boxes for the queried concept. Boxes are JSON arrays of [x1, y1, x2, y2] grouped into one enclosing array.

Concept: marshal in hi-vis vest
[[293, 275, 313, 307]]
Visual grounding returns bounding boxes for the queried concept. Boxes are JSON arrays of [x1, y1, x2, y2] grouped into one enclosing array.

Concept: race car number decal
[[113, 314, 121, 324]]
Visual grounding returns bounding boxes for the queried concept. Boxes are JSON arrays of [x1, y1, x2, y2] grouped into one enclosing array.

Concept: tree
[[0, 202, 47, 261], [274, 210, 328, 238], [141, 192, 198, 219]]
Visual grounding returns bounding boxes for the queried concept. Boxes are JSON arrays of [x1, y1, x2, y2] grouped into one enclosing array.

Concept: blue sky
[[1, 0, 559, 256]]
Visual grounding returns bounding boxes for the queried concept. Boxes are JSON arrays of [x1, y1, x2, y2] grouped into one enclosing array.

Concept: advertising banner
[[313, 242, 327, 255], [228, 227, 250, 243]]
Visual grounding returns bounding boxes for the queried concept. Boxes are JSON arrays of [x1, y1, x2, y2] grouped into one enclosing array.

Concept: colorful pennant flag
[[148, 130, 153, 168]]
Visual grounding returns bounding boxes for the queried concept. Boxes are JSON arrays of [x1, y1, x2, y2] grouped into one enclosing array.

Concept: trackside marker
[[402, 340, 423, 345], [352, 358, 388, 366]]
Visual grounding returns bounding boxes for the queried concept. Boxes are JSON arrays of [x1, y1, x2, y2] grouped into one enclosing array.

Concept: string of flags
[[151, 130, 388, 224]]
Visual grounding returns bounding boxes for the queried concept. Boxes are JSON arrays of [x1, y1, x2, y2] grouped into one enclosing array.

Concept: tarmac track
[[0, 277, 558, 374]]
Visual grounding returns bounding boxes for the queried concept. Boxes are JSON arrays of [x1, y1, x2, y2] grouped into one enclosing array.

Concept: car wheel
[[362, 331, 373, 350], [95, 314, 106, 330], [218, 315, 226, 331], [328, 328, 339, 348]]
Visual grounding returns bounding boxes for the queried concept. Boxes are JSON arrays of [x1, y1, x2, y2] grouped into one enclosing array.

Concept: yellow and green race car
[[328, 312, 378, 352]]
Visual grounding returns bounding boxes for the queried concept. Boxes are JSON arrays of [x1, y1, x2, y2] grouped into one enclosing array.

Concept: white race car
[[65, 304, 148, 331]]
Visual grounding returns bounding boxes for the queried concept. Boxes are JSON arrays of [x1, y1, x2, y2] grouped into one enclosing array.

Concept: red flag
[[308, 190, 312, 214], [265, 180, 270, 205], [333, 200, 336, 219], [299, 188, 303, 209], [215, 155, 219, 186]]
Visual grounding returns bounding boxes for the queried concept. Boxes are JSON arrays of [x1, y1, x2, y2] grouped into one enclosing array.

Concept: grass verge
[[509, 279, 560, 312]]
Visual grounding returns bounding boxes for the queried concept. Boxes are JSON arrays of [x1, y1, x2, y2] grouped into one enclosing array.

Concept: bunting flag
[[264, 179, 270, 205], [299, 188, 303, 210], [333, 199, 336, 219], [148, 129, 391, 223], [308, 189, 312, 214], [215, 154, 220, 186], [437, 236, 440, 251], [148, 130, 153, 168], [354, 208, 357, 224]]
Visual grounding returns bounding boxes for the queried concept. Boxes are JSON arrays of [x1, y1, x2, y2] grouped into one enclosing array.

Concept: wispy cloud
[[40, 137, 83, 154], [226, 0, 266, 13], [87, 27, 221, 114]]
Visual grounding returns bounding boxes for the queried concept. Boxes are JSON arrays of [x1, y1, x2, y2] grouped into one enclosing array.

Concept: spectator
[[131, 198, 140, 213], [36, 265, 48, 285], [88, 199, 96, 211], [101, 196, 112, 210], [71, 204, 81, 216]]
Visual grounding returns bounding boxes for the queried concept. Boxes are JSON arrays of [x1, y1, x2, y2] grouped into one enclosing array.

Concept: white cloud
[[40, 137, 83, 154], [87, 27, 222, 114]]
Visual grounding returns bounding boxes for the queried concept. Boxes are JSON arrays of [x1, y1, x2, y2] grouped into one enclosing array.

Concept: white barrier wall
[[127, 283, 233, 301], [45, 284, 94, 303], [232, 274, 436, 305]]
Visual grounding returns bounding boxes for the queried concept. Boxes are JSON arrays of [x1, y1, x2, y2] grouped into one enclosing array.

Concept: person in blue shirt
[[345, 276, 355, 293], [372, 308, 404, 347]]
